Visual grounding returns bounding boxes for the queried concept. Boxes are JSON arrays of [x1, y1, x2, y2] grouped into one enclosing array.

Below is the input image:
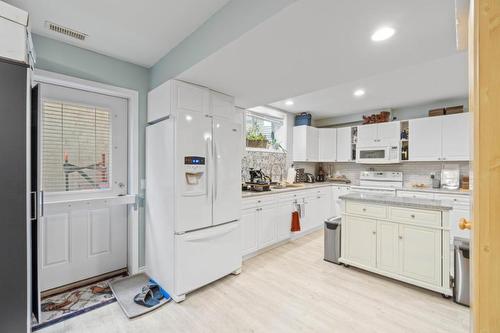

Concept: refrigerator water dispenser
[[184, 156, 206, 195]]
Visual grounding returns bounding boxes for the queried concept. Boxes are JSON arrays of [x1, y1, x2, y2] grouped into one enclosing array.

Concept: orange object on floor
[[291, 211, 301, 232]]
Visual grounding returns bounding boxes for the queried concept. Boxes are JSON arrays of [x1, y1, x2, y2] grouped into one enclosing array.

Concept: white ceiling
[[6, 0, 230, 67], [178, 0, 466, 117], [271, 53, 467, 118]]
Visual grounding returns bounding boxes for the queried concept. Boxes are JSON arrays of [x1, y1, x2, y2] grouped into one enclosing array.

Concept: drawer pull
[[410, 214, 415, 218], [362, 208, 367, 212]]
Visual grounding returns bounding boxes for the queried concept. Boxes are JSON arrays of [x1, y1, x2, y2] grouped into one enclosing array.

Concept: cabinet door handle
[[362, 208, 367, 212], [399, 235, 403, 240], [372, 231, 376, 235], [410, 214, 415, 218]]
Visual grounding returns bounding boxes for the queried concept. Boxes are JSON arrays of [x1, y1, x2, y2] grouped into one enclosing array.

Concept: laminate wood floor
[[39, 230, 470, 333]]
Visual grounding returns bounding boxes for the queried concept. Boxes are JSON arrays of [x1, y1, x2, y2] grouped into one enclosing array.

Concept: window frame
[[245, 108, 287, 153]]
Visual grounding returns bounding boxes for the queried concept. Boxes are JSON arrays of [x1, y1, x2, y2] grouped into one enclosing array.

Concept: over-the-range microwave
[[356, 145, 400, 164]]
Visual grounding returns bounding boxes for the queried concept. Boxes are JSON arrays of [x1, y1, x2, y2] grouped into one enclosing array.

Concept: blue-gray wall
[[32, 34, 149, 266]]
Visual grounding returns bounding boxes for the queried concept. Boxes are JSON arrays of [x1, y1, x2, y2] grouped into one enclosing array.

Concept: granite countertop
[[339, 192, 453, 211], [241, 182, 348, 198], [397, 187, 471, 196]]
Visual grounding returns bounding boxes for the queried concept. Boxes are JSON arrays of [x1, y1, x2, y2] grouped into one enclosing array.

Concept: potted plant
[[246, 124, 268, 148]]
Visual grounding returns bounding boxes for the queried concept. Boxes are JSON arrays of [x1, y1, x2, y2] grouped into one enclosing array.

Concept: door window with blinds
[[39, 83, 128, 198], [42, 100, 111, 192]]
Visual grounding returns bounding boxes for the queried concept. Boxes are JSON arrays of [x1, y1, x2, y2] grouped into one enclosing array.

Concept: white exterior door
[[212, 116, 241, 226], [39, 84, 129, 291]]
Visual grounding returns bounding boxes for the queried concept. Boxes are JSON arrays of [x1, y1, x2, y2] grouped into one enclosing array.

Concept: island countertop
[[339, 192, 453, 211]]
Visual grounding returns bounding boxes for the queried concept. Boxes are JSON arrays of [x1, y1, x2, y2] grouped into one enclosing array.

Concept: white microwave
[[356, 145, 400, 164]]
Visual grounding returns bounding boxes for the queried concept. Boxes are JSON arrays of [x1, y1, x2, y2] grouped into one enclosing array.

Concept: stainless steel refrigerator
[[0, 58, 35, 332]]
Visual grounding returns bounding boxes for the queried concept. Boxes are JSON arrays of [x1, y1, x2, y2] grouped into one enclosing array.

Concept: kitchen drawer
[[397, 191, 434, 199], [346, 201, 387, 219], [434, 194, 470, 208], [242, 196, 276, 209], [389, 207, 441, 227]]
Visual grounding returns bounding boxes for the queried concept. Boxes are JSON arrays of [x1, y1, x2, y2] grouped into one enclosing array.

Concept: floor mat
[[32, 274, 126, 331], [109, 273, 170, 318]]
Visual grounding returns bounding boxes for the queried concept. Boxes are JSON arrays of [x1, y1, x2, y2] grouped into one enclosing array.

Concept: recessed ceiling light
[[353, 89, 365, 97], [371, 27, 395, 42], [285, 100, 294, 106]]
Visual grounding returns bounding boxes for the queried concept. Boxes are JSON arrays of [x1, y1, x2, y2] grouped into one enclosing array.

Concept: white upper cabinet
[[377, 121, 401, 146], [148, 80, 172, 123], [357, 121, 400, 147], [293, 126, 319, 162], [409, 113, 471, 161], [336, 127, 353, 162], [442, 113, 471, 161], [357, 123, 378, 147], [409, 116, 442, 161], [210, 90, 235, 119], [148, 80, 211, 123], [174, 80, 210, 115], [318, 128, 337, 162]]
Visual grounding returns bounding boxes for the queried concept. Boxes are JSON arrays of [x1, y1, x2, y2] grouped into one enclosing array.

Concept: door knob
[[458, 218, 472, 230]]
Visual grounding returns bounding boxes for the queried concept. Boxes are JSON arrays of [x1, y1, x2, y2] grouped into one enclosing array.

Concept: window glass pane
[[41, 100, 111, 192], [245, 112, 283, 149]]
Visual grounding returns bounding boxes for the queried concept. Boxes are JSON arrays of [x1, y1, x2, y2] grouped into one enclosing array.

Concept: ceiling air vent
[[46, 21, 87, 41]]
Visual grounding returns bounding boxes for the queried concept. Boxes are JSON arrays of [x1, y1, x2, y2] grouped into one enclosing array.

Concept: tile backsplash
[[294, 161, 470, 188], [241, 150, 287, 182]]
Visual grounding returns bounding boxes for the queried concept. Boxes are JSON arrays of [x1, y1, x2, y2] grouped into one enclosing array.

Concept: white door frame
[[33, 69, 141, 275]]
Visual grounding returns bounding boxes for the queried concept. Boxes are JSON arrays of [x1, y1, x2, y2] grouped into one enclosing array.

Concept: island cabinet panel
[[345, 216, 377, 268], [376, 221, 400, 274], [399, 224, 442, 286], [340, 197, 451, 295]]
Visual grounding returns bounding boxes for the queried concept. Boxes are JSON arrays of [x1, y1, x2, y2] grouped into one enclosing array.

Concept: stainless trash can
[[324, 216, 341, 264], [454, 237, 470, 306]]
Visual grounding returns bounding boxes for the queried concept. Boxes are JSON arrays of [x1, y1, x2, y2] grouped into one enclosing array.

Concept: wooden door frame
[[32, 69, 141, 275], [469, 0, 500, 331]]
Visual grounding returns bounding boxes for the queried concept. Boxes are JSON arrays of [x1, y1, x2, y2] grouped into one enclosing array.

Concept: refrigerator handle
[[214, 141, 218, 200], [205, 139, 210, 198]]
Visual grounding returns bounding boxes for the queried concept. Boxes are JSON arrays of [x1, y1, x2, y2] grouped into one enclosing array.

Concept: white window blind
[[41, 100, 111, 192]]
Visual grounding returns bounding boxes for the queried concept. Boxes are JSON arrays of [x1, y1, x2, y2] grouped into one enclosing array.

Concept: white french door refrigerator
[[146, 81, 242, 302]]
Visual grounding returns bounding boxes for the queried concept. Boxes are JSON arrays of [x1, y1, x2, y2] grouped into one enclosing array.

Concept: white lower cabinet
[[399, 224, 441, 286], [241, 208, 259, 256], [345, 216, 377, 268], [258, 205, 278, 248], [276, 201, 293, 241]]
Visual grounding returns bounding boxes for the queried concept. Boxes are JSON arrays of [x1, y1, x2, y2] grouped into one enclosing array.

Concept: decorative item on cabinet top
[[362, 110, 391, 124]]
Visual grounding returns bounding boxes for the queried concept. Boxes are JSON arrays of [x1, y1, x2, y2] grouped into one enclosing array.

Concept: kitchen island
[[339, 193, 453, 296]]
